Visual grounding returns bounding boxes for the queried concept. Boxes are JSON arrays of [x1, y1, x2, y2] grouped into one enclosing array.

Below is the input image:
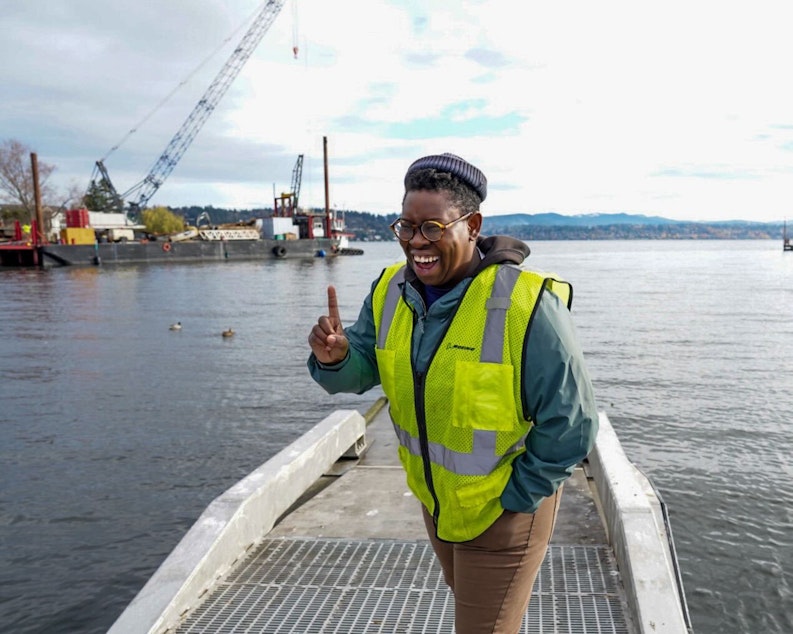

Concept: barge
[[1, 212, 361, 268], [2, 139, 363, 269], [37, 235, 348, 268], [108, 398, 692, 633]]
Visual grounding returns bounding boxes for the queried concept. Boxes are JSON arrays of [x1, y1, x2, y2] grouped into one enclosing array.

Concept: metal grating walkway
[[174, 538, 630, 633]]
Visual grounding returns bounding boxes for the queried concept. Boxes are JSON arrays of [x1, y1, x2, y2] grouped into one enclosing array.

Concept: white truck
[[89, 212, 138, 243], [106, 227, 135, 243]]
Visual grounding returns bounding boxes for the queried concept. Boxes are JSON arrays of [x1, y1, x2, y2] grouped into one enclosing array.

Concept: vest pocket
[[455, 466, 511, 508], [452, 361, 515, 431]]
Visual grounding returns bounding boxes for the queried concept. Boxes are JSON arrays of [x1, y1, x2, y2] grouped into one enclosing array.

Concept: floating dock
[[108, 399, 692, 633]]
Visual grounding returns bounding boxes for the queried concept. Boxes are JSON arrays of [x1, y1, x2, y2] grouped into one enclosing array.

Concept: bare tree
[[0, 139, 57, 218]]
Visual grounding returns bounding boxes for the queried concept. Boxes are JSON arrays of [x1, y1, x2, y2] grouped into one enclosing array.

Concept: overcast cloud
[[2, 0, 792, 222]]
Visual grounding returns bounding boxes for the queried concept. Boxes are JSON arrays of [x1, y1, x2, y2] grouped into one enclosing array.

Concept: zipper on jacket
[[406, 278, 471, 534], [413, 370, 441, 526], [404, 293, 442, 527]]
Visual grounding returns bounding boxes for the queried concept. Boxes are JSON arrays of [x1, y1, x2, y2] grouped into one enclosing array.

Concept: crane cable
[[100, 4, 263, 163], [292, 0, 299, 58]]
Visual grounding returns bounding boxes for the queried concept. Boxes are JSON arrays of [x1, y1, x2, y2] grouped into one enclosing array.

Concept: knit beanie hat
[[405, 153, 487, 202]]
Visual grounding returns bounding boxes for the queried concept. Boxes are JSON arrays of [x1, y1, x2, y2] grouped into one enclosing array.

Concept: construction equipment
[[88, 0, 286, 217], [273, 154, 303, 217]]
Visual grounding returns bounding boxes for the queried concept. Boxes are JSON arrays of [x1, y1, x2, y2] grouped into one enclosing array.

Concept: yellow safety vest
[[372, 262, 571, 541]]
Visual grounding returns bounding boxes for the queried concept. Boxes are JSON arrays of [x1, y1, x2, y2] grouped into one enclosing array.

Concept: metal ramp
[[174, 538, 631, 634]]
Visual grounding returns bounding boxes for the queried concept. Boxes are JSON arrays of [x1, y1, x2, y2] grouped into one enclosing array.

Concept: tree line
[[2, 138, 786, 242]]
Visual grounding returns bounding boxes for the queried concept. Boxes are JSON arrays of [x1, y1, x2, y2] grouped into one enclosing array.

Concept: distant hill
[[165, 207, 787, 241], [481, 212, 786, 228], [340, 211, 786, 241], [482, 212, 676, 228], [473, 212, 787, 240]]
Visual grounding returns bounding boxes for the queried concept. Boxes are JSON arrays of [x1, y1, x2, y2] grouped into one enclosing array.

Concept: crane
[[273, 154, 303, 217], [89, 0, 286, 217]]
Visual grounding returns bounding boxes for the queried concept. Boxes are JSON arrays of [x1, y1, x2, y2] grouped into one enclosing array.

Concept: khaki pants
[[422, 488, 563, 634]]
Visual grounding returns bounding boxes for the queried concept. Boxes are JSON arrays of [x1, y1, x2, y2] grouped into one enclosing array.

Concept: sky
[[3, 0, 793, 223]]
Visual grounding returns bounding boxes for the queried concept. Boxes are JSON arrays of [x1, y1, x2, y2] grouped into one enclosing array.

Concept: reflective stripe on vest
[[391, 425, 524, 476], [377, 267, 405, 349], [481, 265, 520, 363]]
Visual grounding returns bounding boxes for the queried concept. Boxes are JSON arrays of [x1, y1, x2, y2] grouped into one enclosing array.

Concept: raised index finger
[[327, 285, 341, 323]]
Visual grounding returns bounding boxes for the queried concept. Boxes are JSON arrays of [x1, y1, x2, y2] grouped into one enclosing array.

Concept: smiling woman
[[308, 152, 599, 634]]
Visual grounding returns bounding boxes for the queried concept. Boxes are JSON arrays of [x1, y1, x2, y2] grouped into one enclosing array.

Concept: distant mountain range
[[166, 207, 786, 241], [340, 211, 787, 241], [480, 212, 777, 229]]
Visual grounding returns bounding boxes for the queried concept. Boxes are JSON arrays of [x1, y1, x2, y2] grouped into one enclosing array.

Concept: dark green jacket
[[308, 235, 598, 514]]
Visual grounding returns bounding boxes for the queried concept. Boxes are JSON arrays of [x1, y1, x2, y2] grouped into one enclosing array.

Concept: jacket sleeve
[[500, 290, 599, 514], [307, 281, 381, 395]]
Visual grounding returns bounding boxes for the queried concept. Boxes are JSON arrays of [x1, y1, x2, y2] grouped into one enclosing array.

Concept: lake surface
[[1, 239, 791, 633]]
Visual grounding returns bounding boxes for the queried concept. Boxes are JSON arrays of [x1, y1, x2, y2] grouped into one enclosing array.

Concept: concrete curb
[[108, 409, 366, 634], [589, 412, 690, 633]]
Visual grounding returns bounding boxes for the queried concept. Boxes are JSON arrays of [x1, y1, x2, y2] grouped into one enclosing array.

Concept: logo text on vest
[[446, 343, 476, 351]]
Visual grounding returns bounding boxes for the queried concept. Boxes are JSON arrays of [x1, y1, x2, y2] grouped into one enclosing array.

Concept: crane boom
[[109, 0, 286, 214], [290, 153, 303, 210]]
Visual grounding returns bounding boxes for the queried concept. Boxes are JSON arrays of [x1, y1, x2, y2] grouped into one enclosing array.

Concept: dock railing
[[589, 412, 693, 633], [108, 409, 367, 634]]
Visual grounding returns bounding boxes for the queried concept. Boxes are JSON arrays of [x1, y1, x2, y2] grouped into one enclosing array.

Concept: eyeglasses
[[390, 212, 473, 242]]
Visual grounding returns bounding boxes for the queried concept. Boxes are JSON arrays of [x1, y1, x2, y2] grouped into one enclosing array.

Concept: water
[[1, 240, 791, 633]]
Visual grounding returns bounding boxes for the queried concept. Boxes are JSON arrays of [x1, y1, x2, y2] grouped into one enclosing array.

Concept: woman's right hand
[[308, 285, 349, 365]]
